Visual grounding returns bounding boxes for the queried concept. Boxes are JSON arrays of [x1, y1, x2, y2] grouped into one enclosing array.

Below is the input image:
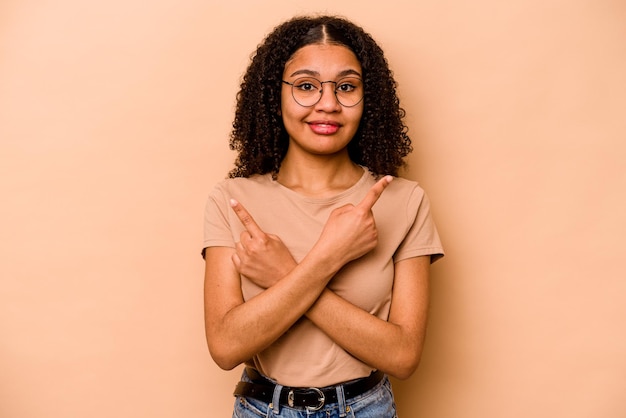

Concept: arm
[[305, 256, 430, 380], [203, 176, 393, 370], [203, 245, 334, 370], [226, 244, 430, 379], [227, 178, 432, 379]]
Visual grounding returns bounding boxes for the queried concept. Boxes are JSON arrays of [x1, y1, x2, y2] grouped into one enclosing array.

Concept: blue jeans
[[232, 369, 398, 418]]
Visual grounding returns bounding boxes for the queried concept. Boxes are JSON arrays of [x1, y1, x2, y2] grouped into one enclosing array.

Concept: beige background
[[1, 0, 625, 417]]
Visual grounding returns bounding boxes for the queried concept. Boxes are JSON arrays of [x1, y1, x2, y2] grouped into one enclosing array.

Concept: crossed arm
[[203, 176, 431, 379]]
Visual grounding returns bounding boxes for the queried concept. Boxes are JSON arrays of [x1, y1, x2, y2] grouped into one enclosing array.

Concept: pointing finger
[[230, 199, 263, 238], [357, 175, 393, 211]]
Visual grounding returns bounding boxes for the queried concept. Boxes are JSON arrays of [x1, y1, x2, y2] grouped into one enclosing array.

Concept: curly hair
[[228, 15, 412, 178]]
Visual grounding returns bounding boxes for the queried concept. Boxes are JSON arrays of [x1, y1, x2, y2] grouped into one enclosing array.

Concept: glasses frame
[[281, 76, 364, 108]]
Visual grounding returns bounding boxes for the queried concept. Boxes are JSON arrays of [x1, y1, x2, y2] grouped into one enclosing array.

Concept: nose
[[315, 81, 341, 111]]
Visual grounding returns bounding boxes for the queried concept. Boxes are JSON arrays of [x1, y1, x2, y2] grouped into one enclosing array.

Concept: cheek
[[350, 107, 364, 127], [280, 99, 307, 123], [279, 105, 302, 137], [280, 89, 292, 115]]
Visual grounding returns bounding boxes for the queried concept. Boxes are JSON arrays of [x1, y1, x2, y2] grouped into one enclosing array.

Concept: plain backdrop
[[1, 0, 625, 417]]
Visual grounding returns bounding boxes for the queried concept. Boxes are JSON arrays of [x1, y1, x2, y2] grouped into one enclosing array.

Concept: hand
[[230, 199, 297, 288], [316, 175, 393, 266]]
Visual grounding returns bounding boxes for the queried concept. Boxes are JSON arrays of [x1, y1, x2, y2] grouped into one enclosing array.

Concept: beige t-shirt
[[203, 169, 444, 387]]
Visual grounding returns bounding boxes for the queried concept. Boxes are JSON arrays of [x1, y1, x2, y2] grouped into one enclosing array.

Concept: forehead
[[283, 44, 362, 77]]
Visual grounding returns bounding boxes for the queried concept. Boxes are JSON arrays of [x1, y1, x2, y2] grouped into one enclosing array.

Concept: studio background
[[1, 0, 625, 417]]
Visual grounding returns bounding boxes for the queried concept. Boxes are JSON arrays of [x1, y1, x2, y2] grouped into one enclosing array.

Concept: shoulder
[[387, 176, 423, 196], [362, 170, 425, 202], [363, 171, 432, 225], [207, 174, 287, 215], [209, 174, 273, 196]]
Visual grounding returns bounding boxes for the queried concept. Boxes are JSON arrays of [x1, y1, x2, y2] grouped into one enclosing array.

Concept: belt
[[234, 368, 384, 411]]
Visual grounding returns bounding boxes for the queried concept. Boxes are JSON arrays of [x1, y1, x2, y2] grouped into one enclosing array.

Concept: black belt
[[234, 368, 384, 411]]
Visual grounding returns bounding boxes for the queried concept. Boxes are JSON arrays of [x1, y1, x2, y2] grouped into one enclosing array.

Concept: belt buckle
[[287, 387, 325, 411], [305, 387, 325, 411]]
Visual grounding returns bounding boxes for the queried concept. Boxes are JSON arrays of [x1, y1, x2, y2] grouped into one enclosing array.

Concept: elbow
[[386, 347, 423, 380], [390, 359, 420, 380], [210, 351, 240, 371], [206, 338, 244, 371]]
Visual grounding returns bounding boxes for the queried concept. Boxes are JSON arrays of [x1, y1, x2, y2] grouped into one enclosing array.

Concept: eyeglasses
[[282, 76, 364, 107]]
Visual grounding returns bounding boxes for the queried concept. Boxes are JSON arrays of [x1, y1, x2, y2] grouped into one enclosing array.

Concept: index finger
[[230, 198, 264, 237], [357, 175, 393, 211]]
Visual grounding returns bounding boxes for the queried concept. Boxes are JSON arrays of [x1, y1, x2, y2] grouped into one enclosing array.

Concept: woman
[[203, 15, 444, 417]]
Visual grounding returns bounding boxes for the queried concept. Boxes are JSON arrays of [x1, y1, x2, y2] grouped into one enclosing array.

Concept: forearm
[[305, 256, 431, 379], [211, 180, 393, 369], [204, 246, 345, 370], [305, 289, 426, 379]]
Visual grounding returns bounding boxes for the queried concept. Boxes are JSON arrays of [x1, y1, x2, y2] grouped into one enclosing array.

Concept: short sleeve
[[393, 186, 444, 263], [202, 183, 236, 257]]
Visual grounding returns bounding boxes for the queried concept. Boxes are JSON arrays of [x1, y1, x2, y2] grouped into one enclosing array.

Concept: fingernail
[[229, 198, 238, 207], [385, 175, 393, 183]]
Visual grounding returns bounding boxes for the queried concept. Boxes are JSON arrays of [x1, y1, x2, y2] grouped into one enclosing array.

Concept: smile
[[308, 121, 340, 135]]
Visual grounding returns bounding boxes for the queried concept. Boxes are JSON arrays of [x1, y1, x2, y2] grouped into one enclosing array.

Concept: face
[[281, 43, 364, 158]]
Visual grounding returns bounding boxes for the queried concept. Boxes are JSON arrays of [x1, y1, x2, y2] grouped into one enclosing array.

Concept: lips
[[307, 120, 340, 135]]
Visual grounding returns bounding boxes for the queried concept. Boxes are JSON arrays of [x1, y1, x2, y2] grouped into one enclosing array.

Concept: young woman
[[202, 15, 444, 418]]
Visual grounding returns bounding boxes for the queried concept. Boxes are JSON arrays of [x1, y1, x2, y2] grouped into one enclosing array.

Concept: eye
[[294, 79, 319, 92], [336, 78, 362, 93], [336, 82, 356, 92], [298, 83, 315, 91]]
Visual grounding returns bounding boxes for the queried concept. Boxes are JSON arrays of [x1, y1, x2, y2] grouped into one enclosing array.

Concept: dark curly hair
[[228, 15, 412, 178]]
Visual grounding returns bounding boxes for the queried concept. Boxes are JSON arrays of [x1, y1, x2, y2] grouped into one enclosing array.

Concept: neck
[[276, 152, 363, 198]]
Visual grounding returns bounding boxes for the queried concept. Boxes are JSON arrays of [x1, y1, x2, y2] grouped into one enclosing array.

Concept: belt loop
[[271, 383, 283, 414], [336, 384, 347, 417]]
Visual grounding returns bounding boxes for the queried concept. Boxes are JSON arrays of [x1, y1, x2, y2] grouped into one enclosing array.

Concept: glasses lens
[[334, 77, 363, 107], [288, 77, 364, 107], [291, 78, 323, 107]]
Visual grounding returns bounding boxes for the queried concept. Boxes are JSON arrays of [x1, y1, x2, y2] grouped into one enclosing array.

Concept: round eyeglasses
[[282, 76, 364, 108]]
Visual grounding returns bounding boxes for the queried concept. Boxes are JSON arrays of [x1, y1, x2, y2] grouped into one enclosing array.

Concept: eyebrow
[[288, 69, 362, 78]]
